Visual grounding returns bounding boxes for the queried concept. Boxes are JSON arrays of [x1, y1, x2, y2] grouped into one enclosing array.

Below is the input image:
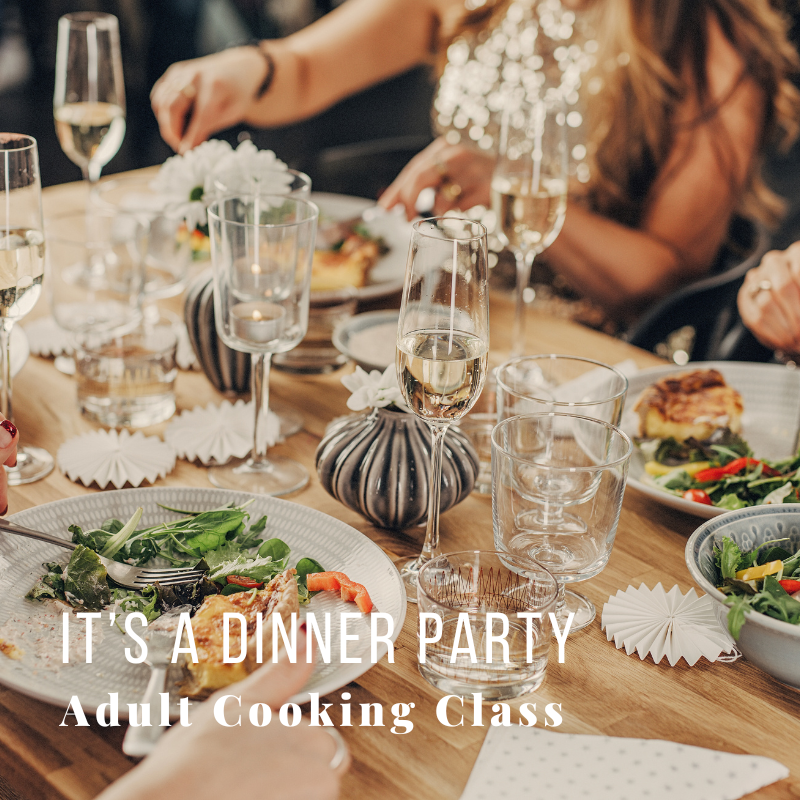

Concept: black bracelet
[[251, 43, 275, 100]]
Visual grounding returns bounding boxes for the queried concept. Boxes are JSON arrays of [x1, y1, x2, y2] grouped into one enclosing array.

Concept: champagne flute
[[54, 12, 126, 188], [492, 97, 567, 357], [395, 217, 490, 601], [207, 195, 318, 495], [0, 134, 53, 484]]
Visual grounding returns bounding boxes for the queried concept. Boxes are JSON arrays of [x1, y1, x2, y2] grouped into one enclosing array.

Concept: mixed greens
[[713, 536, 800, 637], [639, 428, 800, 510], [26, 500, 324, 618]]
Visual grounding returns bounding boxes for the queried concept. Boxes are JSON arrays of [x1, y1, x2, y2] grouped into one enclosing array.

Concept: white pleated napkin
[[460, 727, 788, 800], [601, 583, 735, 667], [57, 430, 176, 489]]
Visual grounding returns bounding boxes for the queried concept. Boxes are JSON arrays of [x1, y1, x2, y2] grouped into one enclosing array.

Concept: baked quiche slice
[[180, 568, 299, 699]]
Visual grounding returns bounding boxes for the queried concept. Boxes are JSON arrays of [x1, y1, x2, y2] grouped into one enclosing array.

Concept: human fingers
[[0, 418, 18, 469], [759, 253, 800, 337], [739, 264, 796, 351], [178, 83, 219, 154], [379, 139, 450, 217], [152, 74, 197, 152]]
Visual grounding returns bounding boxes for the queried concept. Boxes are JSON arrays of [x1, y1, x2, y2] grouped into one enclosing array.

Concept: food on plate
[[307, 571, 374, 613], [180, 568, 299, 699], [713, 536, 800, 637], [311, 220, 387, 292], [633, 368, 743, 441], [633, 369, 800, 510]]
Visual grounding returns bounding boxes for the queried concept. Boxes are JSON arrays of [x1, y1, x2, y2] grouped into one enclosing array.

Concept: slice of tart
[[179, 568, 299, 699]]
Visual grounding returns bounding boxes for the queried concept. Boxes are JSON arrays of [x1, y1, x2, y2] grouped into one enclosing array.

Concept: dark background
[[0, 0, 436, 198]]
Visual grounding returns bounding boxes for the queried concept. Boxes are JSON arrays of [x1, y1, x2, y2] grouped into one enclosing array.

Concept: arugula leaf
[[26, 561, 67, 602], [250, 515, 268, 535], [207, 553, 285, 585], [115, 586, 160, 622], [714, 537, 746, 580], [757, 546, 793, 565], [295, 556, 325, 604], [752, 575, 800, 624], [64, 545, 112, 610], [100, 507, 143, 560], [654, 470, 695, 492], [716, 494, 747, 510], [724, 593, 753, 638]]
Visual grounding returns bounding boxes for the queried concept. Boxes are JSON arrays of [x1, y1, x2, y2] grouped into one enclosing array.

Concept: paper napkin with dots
[[460, 727, 788, 800]]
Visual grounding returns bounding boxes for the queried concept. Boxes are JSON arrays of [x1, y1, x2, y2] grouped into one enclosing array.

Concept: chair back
[[625, 218, 770, 362]]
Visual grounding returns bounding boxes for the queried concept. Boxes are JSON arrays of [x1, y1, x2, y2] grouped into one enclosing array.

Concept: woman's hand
[[99, 628, 348, 800], [0, 418, 18, 515], [738, 243, 800, 353], [379, 137, 494, 219], [151, 47, 269, 153]]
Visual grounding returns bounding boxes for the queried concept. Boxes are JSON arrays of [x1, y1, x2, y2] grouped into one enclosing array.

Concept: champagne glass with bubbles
[[0, 135, 53, 484], [54, 12, 126, 189], [492, 96, 567, 357], [395, 217, 490, 601]]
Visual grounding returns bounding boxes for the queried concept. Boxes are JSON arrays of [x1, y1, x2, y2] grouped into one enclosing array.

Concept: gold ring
[[440, 180, 462, 202], [749, 278, 772, 298]]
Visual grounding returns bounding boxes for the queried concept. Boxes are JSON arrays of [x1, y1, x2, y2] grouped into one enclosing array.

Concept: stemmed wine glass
[[491, 97, 567, 357], [395, 217, 490, 600], [0, 134, 53, 484], [207, 195, 318, 495], [54, 12, 126, 189]]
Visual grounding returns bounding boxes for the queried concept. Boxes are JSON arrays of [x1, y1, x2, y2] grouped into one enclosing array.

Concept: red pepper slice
[[683, 489, 713, 505], [694, 457, 779, 483], [307, 571, 374, 613], [779, 579, 800, 595], [226, 575, 264, 589]]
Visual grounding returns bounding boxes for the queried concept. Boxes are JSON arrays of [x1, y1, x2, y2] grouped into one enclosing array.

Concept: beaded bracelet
[[251, 42, 275, 100]]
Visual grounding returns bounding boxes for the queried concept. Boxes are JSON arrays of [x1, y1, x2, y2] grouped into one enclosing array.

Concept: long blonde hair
[[444, 0, 800, 229]]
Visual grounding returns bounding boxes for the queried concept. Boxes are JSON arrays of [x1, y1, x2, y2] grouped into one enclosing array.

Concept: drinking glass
[[208, 195, 318, 495], [491, 98, 567, 357], [492, 413, 632, 631], [496, 355, 628, 426], [0, 134, 52, 484], [396, 217, 490, 600], [417, 550, 558, 699], [54, 12, 126, 188]]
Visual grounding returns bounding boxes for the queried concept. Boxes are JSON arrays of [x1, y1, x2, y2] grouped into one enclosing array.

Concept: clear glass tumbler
[[492, 413, 632, 632], [417, 549, 558, 700], [496, 354, 628, 425]]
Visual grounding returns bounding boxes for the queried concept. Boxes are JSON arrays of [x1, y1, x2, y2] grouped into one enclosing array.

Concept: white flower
[[213, 140, 293, 195], [342, 365, 407, 411], [151, 139, 234, 201]]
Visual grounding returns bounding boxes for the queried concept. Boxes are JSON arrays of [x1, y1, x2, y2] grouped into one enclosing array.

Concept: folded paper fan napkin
[[164, 400, 281, 465], [460, 727, 788, 800], [24, 316, 72, 357], [601, 583, 735, 667], [57, 430, 176, 489]]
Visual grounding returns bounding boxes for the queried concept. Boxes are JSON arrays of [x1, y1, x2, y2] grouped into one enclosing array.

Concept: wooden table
[[0, 177, 797, 800]]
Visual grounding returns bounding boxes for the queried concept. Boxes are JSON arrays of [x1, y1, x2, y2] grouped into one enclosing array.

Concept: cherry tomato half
[[683, 489, 713, 505]]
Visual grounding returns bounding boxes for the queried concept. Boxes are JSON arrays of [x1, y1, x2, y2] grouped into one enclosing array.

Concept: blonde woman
[[152, 0, 799, 323]]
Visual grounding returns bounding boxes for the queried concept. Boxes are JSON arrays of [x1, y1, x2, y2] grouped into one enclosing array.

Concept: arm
[[737, 243, 800, 353], [152, 0, 460, 153], [544, 15, 766, 318]]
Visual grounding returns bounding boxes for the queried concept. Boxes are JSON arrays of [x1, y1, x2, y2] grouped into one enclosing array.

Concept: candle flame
[[252, 309, 263, 321], [251, 263, 261, 275]]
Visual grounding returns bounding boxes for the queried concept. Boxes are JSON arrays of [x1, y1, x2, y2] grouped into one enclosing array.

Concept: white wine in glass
[[0, 134, 53, 484], [395, 217, 490, 601], [492, 98, 567, 357], [54, 13, 126, 186]]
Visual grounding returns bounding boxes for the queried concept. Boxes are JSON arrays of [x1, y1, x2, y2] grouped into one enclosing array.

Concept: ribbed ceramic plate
[[621, 362, 800, 519], [0, 488, 406, 714], [312, 193, 411, 303]]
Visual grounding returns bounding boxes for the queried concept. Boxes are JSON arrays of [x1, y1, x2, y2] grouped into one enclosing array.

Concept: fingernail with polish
[[0, 505, 7, 516], [299, 621, 307, 634], [0, 420, 16, 447]]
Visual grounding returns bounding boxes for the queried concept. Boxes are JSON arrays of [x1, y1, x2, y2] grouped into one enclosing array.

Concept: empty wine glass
[[0, 134, 52, 484], [54, 12, 126, 188], [207, 194, 318, 495], [492, 413, 632, 631], [395, 217, 490, 601], [491, 97, 567, 357]]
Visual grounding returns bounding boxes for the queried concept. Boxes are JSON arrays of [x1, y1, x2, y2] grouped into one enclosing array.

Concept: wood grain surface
[[0, 176, 797, 799]]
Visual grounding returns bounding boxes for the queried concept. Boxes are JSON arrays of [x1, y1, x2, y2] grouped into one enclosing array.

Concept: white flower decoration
[[342, 365, 407, 411], [150, 140, 290, 229]]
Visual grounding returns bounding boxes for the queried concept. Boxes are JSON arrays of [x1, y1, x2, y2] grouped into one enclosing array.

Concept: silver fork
[[0, 517, 206, 589]]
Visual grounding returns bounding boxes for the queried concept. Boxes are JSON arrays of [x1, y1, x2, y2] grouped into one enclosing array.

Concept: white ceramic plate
[[311, 192, 411, 303], [332, 310, 400, 372], [0, 488, 406, 714], [621, 361, 800, 519]]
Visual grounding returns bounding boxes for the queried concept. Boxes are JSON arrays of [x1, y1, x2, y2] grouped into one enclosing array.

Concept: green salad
[[26, 500, 324, 619], [639, 428, 800, 510], [714, 536, 800, 637]]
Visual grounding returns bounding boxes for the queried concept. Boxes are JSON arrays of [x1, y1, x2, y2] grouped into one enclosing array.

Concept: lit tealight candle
[[230, 301, 286, 344]]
